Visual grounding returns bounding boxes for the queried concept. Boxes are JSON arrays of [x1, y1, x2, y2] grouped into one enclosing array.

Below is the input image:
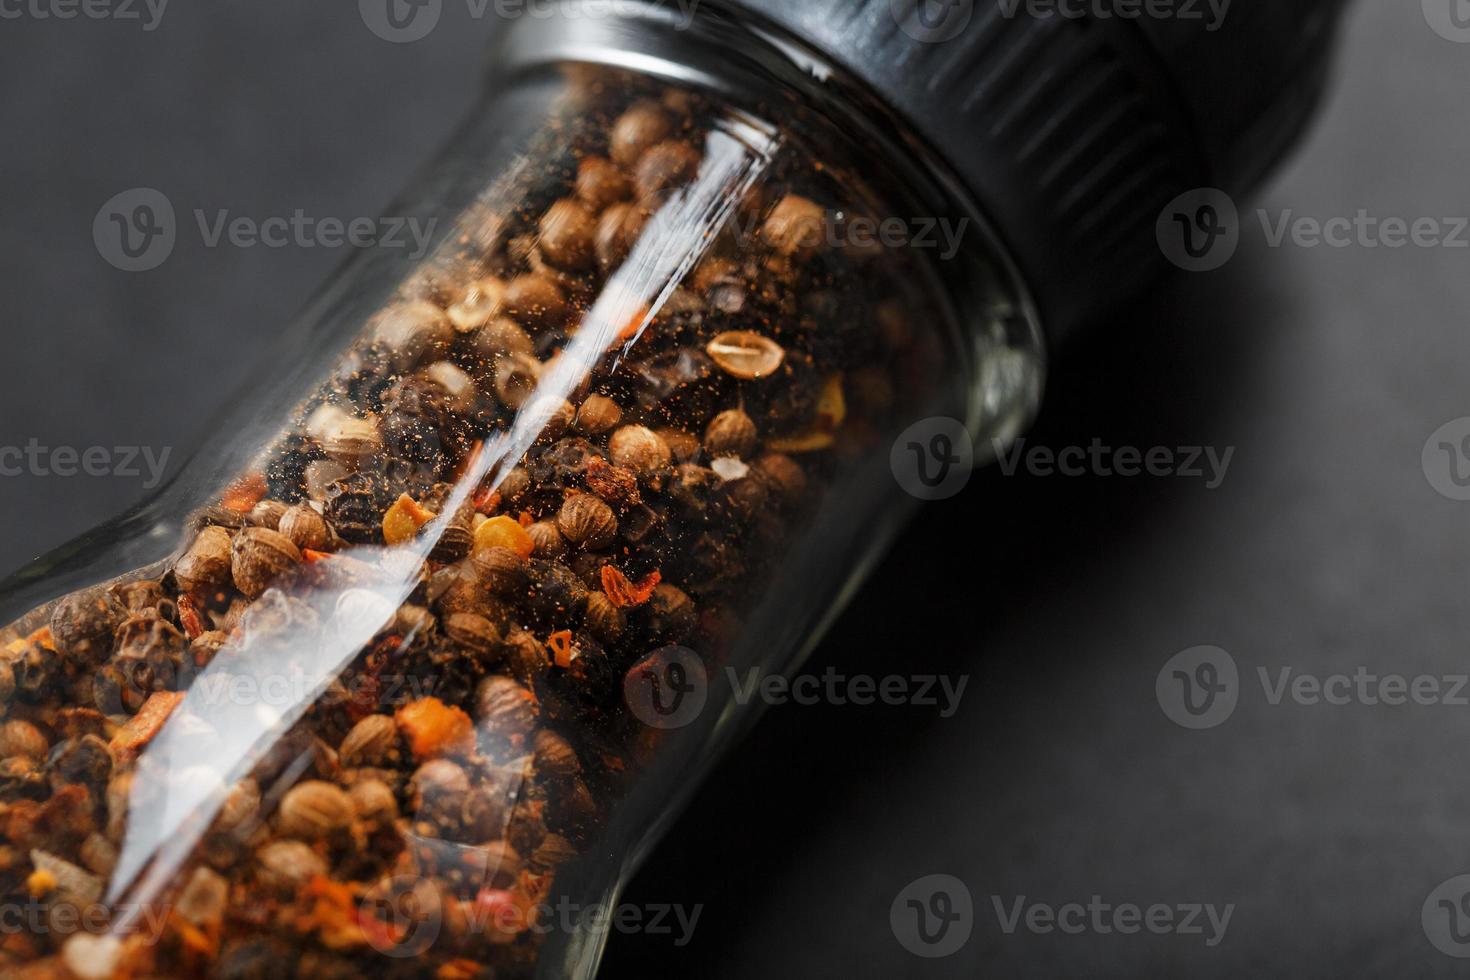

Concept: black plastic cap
[[722, 0, 1349, 343]]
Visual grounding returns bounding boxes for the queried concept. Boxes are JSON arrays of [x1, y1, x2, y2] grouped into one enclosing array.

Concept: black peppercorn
[[50, 589, 125, 668]]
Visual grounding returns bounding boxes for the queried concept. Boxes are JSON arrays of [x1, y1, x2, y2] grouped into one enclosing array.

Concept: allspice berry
[[634, 141, 701, 202], [470, 320, 536, 374], [494, 352, 543, 411], [447, 277, 507, 333], [556, 494, 618, 550], [230, 527, 302, 598], [348, 779, 399, 826], [610, 101, 673, 167], [704, 409, 759, 459], [474, 676, 538, 742], [409, 758, 470, 815], [444, 612, 502, 658], [526, 521, 567, 560], [756, 453, 808, 508], [575, 395, 623, 436], [538, 199, 599, 271], [174, 526, 234, 595], [533, 729, 580, 782], [503, 274, 567, 329], [608, 425, 672, 478], [595, 203, 647, 271], [501, 630, 549, 685], [576, 156, 631, 210], [256, 840, 327, 892], [644, 583, 696, 642], [277, 504, 330, 553], [583, 591, 625, 644], [369, 301, 454, 371], [0, 719, 49, 760], [656, 427, 702, 464], [247, 500, 288, 530], [339, 714, 404, 767], [762, 194, 828, 258], [473, 546, 530, 596], [277, 781, 354, 840]]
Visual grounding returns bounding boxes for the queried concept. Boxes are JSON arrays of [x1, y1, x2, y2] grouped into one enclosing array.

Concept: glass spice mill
[[0, 1, 1348, 977]]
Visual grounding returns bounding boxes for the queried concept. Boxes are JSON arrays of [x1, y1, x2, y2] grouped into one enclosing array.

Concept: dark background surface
[[2, 0, 1468, 976]]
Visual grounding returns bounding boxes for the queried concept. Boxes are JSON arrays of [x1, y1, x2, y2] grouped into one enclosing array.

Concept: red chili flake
[[584, 457, 641, 508], [177, 594, 207, 640], [547, 630, 575, 669], [111, 691, 186, 758], [473, 486, 501, 516], [518, 510, 535, 528], [600, 567, 661, 608], [302, 549, 334, 564], [220, 472, 268, 513]]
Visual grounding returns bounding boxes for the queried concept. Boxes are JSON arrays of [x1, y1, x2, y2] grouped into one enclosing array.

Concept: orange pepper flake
[[473, 515, 534, 559], [547, 630, 575, 669], [26, 869, 57, 898], [473, 486, 501, 516], [302, 549, 335, 564], [110, 691, 185, 757], [299, 876, 368, 950], [177, 595, 207, 640], [220, 472, 268, 513], [611, 303, 651, 348], [396, 697, 476, 760], [438, 960, 484, 980], [600, 567, 661, 608], [382, 493, 438, 547], [518, 510, 534, 528]]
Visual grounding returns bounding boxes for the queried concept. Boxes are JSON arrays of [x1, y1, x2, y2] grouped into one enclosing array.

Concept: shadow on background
[[599, 247, 1283, 977]]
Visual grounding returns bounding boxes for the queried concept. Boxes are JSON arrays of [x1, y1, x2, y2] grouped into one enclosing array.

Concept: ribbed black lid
[[723, 0, 1349, 341]]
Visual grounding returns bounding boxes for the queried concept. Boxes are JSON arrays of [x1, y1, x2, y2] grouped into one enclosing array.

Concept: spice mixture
[[0, 77, 940, 978]]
